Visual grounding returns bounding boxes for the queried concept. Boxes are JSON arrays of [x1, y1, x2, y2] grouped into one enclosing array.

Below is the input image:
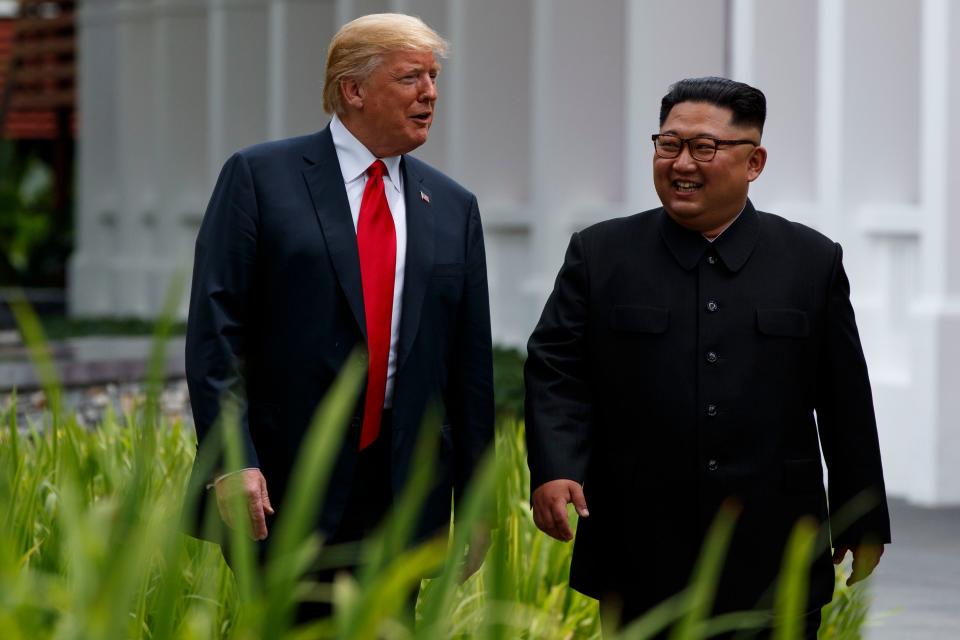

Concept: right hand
[[214, 468, 275, 541], [531, 479, 589, 542]]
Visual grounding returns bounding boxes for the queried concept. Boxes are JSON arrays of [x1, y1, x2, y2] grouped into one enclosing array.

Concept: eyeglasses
[[651, 134, 758, 162]]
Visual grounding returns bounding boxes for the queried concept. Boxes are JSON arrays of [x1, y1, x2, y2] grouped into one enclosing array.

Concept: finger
[[533, 505, 561, 540], [570, 483, 590, 517], [550, 497, 573, 541], [832, 546, 848, 565], [260, 475, 275, 515], [215, 489, 234, 529], [248, 491, 268, 540]]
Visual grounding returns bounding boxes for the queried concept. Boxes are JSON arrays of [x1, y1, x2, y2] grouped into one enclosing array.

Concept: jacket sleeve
[[524, 231, 593, 494], [185, 152, 261, 472], [448, 195, 495, 506], [816, 243, 891, 546]]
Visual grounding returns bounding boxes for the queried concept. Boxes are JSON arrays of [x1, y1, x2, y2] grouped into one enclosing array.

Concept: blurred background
[[1, 0, 958, 635]]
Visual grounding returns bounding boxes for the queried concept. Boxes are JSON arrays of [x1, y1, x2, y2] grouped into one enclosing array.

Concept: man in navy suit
[[185, 13, 493, 590]]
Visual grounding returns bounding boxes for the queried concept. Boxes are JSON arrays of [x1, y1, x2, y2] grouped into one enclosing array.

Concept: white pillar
[[69, 0, 120, 316]]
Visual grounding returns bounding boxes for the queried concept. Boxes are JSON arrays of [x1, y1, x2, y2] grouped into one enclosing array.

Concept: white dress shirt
[[330, 114, 407, 407]]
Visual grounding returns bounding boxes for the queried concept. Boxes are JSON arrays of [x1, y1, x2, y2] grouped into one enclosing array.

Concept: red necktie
[[356, 160, 396, 450]]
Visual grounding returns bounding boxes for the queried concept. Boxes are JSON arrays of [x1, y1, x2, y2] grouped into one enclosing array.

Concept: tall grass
[[0, 298, 874, 639]]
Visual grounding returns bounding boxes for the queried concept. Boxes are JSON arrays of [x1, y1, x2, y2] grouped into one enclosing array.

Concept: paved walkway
[[865, 498, 960, 638]]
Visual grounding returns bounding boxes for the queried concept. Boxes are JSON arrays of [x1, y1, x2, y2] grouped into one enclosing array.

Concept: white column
[[155, 0, 211, 316], [69, 0, 121, 316], [269, 0, 337, 139], [112, 0, 160, 316], [624, 0, 727, 211], [207, 0, 270, 176]]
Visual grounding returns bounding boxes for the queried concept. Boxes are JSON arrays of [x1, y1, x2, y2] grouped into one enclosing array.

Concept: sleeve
[[816, 243, 891, 546], [185, 152, 261, 472], [448, 195, 495, 506], [524, 231, 593, 494]]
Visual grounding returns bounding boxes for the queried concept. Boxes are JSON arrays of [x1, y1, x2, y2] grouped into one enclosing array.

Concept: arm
[[524, 232, 593, 541], [447, 196, 495, 578], [816, 244, 890, 574], [185, 152, 272, 540], [448, 196, 495, 506]]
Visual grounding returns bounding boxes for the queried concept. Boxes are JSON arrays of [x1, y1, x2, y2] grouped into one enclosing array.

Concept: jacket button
[[706, 403, 718, 417], [706, 351, 718, 363], [707, 459, 719, 471], [707, 255, 717, 265], [706, 300, 719, 312]]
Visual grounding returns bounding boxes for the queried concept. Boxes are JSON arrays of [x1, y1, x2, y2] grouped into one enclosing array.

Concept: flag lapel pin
[[420, 191, 430, 204]]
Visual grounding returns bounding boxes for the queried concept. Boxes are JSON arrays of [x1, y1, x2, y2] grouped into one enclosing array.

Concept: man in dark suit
[[185, 13, 493, 593], [525, 77, 890, 637]]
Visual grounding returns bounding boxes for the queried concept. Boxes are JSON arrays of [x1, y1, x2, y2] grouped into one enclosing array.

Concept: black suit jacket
[[185, 126, 494, 542], [525, 201, 890, 613]]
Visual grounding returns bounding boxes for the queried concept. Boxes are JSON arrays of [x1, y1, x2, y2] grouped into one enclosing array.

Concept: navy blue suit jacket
[[185, 126, 494, 541]]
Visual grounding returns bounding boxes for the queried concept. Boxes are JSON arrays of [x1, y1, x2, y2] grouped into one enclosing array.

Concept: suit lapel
[[302, 127, 366, 338], [397, 157, 434, 372]]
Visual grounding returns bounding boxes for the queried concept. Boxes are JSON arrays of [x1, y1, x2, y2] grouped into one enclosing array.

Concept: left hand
[[832, 543, 885, 586], [460, 525, 491, 583]]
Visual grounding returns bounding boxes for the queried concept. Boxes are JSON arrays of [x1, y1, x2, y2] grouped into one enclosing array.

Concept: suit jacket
[[185, 125, 494, 542], [525, 201, 890, 614]]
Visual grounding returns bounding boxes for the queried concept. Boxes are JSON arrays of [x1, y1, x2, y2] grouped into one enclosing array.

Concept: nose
[[673, 142, 698, 171], [420, 76, 437, 101]]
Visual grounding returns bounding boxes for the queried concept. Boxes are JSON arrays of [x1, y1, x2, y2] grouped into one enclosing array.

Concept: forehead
[[661, 101, 737, 134], [379, 49, 439, 71]]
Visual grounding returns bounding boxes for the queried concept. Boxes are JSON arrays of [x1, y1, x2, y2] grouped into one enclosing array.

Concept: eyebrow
[[661, 130, 724, 138]]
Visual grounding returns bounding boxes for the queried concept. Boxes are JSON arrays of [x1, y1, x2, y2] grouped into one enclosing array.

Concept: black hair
[[659, 77, 766, 133]]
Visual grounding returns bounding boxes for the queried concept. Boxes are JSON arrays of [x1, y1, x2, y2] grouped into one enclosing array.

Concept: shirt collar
[[659, 199, 760, 272], [329, 114, 402, 194]]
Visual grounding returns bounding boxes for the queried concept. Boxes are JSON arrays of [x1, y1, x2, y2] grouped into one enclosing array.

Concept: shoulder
[[755, 209, 840, 259], [403, 154, 476, 206], [576, 207, 662, 249], [232, 132, 320, 168]]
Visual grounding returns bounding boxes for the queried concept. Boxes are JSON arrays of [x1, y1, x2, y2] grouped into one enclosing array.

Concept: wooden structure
[[0, 1, 76, 140]]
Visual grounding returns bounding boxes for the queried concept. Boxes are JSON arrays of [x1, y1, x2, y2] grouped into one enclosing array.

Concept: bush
[[0, 299, 873, 638]]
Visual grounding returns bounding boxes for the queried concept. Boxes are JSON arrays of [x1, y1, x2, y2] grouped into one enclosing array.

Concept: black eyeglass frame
[[651, 134, 759, 162]]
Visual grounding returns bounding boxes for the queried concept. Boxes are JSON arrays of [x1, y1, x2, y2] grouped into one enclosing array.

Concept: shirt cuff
[[206, 467, 260, 490]]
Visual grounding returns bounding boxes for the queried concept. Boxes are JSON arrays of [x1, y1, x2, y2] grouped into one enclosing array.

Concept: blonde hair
[[323, 13, 449, 115]]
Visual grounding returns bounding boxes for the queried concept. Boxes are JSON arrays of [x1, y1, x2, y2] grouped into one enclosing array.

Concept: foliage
[[0, 296, 876, 638], [492, 346, 525, 419], [0, 140, 62, 286]]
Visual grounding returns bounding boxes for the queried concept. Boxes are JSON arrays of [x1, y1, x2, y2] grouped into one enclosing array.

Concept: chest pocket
[[612, 305, 669, 333], [756, 308, 809, 338]]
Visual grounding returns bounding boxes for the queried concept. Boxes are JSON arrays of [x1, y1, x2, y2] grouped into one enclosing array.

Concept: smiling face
[[340, 49, 439, 157], [653, 101, 767, 236]]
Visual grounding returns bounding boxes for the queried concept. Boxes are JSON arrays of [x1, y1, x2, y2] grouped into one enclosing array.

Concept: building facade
[[70, 0, 960, 506]]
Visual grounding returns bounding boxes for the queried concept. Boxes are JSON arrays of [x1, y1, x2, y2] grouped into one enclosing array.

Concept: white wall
[[71, 0, 960, 505]]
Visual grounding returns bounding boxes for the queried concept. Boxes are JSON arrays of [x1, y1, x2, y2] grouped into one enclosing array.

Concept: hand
[[531, 479, 589, 542], [832, 543, 884, 586], [460, 525, 491, 583], [214, 468, 275, 541]]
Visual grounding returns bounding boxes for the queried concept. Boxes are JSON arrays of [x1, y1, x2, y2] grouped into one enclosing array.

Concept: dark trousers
[[600, 596, 822, 640], [295, 413, 396, 623]]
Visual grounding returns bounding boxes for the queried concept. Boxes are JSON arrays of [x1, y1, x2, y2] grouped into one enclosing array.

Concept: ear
[[746, 145, 767, 182], [340, 77, 364, 110]]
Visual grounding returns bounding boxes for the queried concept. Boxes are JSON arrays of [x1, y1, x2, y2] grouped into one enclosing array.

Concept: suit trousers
[[601, 596, 822, 640], [294, 411, 396, 623]]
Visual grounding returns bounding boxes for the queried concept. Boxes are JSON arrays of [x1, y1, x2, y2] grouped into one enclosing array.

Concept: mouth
[[672, 179, 702, 194], [410, 112, 432, 124]]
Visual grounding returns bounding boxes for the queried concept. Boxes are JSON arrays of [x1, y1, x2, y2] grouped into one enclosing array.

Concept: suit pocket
[[756, 308, 810, 338], [781, 458, 823, 495], [612, 305, 669, 333], [432, 263, 465, 278]]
